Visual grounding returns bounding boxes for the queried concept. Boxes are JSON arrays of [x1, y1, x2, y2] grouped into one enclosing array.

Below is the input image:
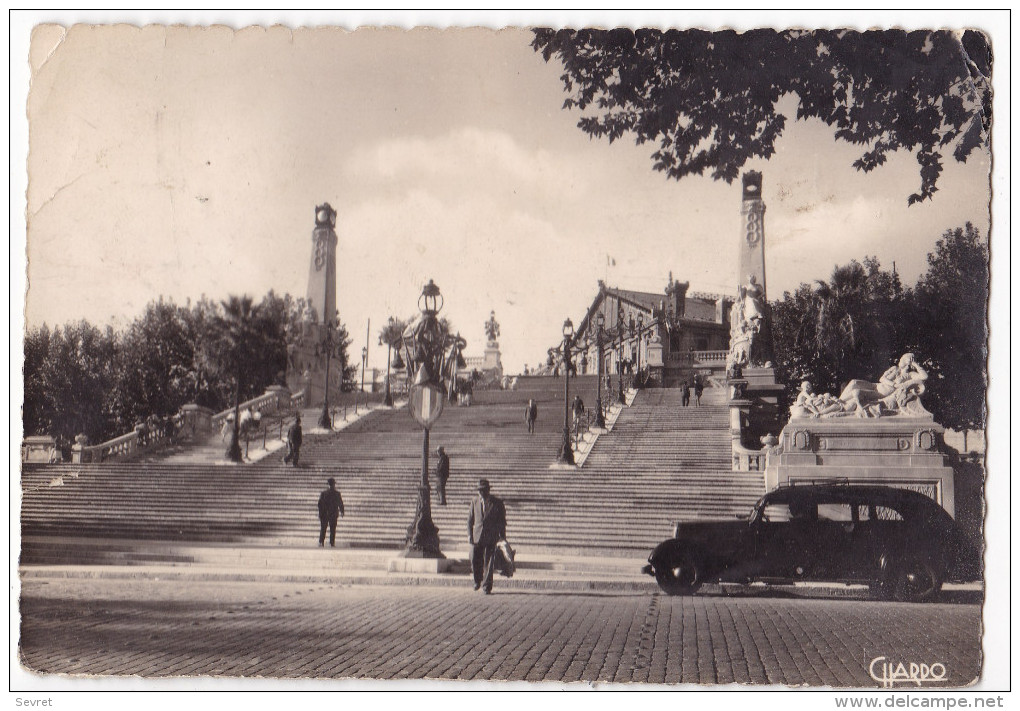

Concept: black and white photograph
[[10, 9, 1009, 703]]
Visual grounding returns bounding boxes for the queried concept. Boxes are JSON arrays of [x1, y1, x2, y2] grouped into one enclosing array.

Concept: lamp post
[[381, 317, 394, 407], [400, 279, 458, 559], [617, 304, 626, 403], [632, 313, 644, 388], [557, 318, 576, 465], [359, 345, 368, 413], [594, 311, 606, 428], [318, 318, 338, 430]]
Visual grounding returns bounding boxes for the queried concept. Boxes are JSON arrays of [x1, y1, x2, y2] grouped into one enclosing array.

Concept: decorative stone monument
[[764, 354, 956, 516], [727, 172, 783, 446], [307, 203, 338, 326], [285, 203, 342, 407], [481, 310, 504, 374]]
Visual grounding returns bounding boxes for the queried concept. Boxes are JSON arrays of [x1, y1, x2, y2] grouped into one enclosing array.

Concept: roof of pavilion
[[572, 283, 731, 339]]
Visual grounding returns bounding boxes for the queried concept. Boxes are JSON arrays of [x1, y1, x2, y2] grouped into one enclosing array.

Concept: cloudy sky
[[18, 14, 998, 377]]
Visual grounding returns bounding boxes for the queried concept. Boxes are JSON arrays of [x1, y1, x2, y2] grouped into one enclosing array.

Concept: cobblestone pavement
[[18, 577, 982, 687]]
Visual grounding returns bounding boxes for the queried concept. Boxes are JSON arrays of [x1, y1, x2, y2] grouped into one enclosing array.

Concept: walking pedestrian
[[317, 477, 345, 547], [283, 413, 302, 465], [572, 394, 586, 433], [525, 399, 538, 434], [681, 379, 691, 407], [467, 478, 507, 594], [694, 374, 704, 407], [435, 446, 450, 506]]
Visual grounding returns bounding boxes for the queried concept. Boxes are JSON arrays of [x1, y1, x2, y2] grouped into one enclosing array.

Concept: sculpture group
[[790, 353, 930, 419]]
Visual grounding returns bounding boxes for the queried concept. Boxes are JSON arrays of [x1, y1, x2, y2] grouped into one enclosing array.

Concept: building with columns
[[570, 276, 734, 388]]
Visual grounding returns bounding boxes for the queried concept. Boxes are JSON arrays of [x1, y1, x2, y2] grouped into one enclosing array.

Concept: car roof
[[764, 484, 942, 509]]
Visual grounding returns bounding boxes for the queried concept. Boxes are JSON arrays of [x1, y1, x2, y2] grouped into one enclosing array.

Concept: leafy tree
[[531, 28, 991, 204], [23, 324, 52, 437], [110, 298, 198, 431], [907, 223, 988, 447], [34, 320, 118, 442], [771, 257, 905, 406]]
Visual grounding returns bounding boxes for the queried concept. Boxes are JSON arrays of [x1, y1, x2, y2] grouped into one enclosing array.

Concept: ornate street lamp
[[318, 317, 339, 430], [400, 279, 461, 559], [631, 313, 645, 388], [380, 317, 395, 407], [617, 304, 626, 403], [358, 345, 368, 414], [594, 311, 606, 428], [557, 318, 576, 465]]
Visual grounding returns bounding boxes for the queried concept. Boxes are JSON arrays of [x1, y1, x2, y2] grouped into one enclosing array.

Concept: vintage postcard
[[12, 10, 1007, 703]]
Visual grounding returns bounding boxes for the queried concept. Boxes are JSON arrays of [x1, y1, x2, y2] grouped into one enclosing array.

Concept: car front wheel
[[889, 556, 943, 603], [654, 548, 701, 596]]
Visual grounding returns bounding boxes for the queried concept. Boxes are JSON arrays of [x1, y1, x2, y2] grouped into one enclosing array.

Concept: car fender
[[648, 539, 698, 570]]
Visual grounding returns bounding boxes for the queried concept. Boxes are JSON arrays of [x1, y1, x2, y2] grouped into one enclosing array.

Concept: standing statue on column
[[484, 311, 500, 345]]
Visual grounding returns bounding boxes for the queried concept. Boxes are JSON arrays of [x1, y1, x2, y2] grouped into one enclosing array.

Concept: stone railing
[[693, 350, 728, 364], [72, 424, 169, 464], [66, 385, 298, 465], [732, 440, 768, 472]]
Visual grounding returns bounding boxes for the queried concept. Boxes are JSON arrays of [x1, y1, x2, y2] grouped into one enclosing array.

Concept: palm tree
[[378, 316, 409, 407], [209, 295, 262, 462]]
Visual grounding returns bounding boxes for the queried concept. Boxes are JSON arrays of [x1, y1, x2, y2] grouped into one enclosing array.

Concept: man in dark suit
[[525, 399, 538, 434], [467, 478, 507, 594], [317, 477, 345, 547], [435, 446, 450, 506]]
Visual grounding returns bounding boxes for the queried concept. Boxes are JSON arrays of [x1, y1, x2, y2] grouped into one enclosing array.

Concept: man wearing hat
[[317, 477, 345, 547], [435, 446, 450, 506], [467, 478, 507, 594]]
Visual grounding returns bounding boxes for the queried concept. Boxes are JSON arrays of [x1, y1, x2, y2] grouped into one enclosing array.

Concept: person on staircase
[[694, 374, 704, 407], [572, 395, 586, 437], [317, 477, 345, 547], [467, 478, 507, 595], [283, 413, 302, 466], [681, 379, 691, 407], [435, 446, 450, 506], [525, 399, 538, 434]]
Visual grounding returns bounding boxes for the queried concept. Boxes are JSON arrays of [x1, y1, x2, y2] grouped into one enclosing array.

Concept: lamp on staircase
[[399, 279, 459, 559], [557, 318, 576, 465], [594, 312, 607, 428]]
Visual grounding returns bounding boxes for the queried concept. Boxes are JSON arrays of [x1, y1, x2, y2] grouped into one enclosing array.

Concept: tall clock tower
[[306, 203, 338, 324]]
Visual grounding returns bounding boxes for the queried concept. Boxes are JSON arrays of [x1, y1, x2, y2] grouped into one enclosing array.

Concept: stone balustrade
[[694, 349, 728, 363]]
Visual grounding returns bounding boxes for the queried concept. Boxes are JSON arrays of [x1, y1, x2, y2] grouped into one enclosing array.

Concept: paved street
[[18, 577, 981, 687]]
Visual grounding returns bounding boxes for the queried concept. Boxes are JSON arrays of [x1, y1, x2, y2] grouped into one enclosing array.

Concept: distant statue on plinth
[[484, 310, 500, 345]]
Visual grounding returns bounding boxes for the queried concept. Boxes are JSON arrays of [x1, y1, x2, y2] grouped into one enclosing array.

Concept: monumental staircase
[[21, 375, 765, 560]]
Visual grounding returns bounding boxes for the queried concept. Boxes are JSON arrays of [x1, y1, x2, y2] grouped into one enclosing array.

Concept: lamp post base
[[403, 484, 445, 558], [383, 390, 393, 407], [594, 396, 606, 429], [226, 433, 243, 463], [318, 403, 332, 430], [558, 427, 575, 465]]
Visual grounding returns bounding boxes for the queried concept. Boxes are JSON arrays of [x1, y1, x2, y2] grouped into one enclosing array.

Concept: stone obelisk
[[737, 172, 773, 366]]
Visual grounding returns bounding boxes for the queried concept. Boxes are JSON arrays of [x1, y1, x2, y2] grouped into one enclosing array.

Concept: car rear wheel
[[890, 556, 943, 603], [654, 549, 701, 596]]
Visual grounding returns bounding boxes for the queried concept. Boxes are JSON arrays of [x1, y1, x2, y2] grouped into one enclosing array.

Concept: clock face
[[316, 209, 330, 224]]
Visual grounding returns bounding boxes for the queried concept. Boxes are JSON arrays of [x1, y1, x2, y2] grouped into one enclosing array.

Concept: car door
[[752, 498, 816, 579]]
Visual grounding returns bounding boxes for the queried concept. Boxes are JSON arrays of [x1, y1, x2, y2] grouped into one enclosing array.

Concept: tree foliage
[[531, 28, 991, 204], [771, 224, 988, 438], [908, 223, 988, 433], [22, 290, 354, 444]]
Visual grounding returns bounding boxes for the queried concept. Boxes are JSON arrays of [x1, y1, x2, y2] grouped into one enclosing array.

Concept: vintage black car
[[642, 483, 976, 602]]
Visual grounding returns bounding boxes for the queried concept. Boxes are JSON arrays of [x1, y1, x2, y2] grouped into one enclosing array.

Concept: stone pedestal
[[265, 384, 292, 411], [765, 416, 956, 516], [21, 435, 56, 463], [178, 404, 214, 439], [482, 340, 503, 377]]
